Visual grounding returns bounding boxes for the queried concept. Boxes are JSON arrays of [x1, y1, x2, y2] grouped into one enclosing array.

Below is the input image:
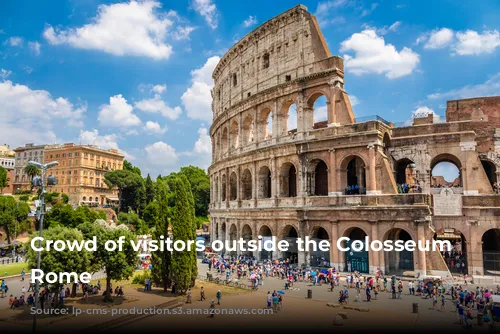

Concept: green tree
[[78, 220, 138, 301], [170, 175, 197, 292], [143, 201, 159, 228], [178, 166, 210, 217], [104, 170, 145, 213], [123, 160, 142, 176], [145, 174, 155, 205], [0, 166, 9, 193], [24, 164, 41, 189], [26, 226, 92, 296], [118, 211, 148, 234], [45, 202, 106, 228], [0, 196, 30, 244], [151, 179, 172, 291]]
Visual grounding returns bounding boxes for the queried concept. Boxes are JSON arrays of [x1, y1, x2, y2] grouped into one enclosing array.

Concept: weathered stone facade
[[208, 5, 500, 279]]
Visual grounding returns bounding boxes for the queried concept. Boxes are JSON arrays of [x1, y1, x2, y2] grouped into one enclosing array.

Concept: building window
[[56, 154, 60, 158], [263, 53, 270, 69], [69, 153, 72, 158], [233, 73, 237, 86], [75, 152, 79, 157], [62, 153, 66, 158], [285, 75, 291, 82]]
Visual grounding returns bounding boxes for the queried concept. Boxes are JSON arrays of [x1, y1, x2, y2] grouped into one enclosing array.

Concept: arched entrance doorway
[[258, 166, 272, 198], [384, 228, 414, 274], [344, 156, 366, 194], [312, 160, 328, 196], [344, 227, 369, 273], [434, 229, 467, 274], [394, 158, 418, 193], [282, 225, 299, 264], [310, 227, 330, 267], [241, 224, 253, 257], [482, 229, 500, 275], [241, 169, 252, 200], [258, 225, 273, 260], [481, 160, 497, 190], [279, 163, 297, 197], [228, 224, 237, 257], [431, 154, 462, 188]]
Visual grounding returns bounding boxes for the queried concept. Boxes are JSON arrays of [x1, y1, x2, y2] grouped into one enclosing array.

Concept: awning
[[436, 233, 462, 239], [106, 197, 119, 202]]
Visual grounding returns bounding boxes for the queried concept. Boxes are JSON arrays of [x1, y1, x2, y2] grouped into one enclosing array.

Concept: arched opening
[[481, 159, 497, 191], [482, 229, 500, 275], [258, 166, 272, 198], [229, 172, 237, 201], [242, 115, 254, 144], [312, 160, 328, 196], [241, 169, 252, 200], [431, 154, 462, 188], [221, 174, 227, 201], [282, 225, 299, 264], [82, 196, 87, 202], [287, 103, 298, 134], [343, 156, 366, 195], [221, 222, 226, 244], [383, 133, 391, 155], [221, 127, 228, 154], [310, 227, 330, 267], [311, 94, 328, 129], [384, 228, 414, 274], [229, 224, 238, 256], [259, 225, 273, 260], [344, 227, 369, 273], [435, 229, 467, 274], [230, 120, 239, 149], [258, 108, 273, 141], [215, 222, 219, 240], [279, 100, 297, 136], [279, 163, 297, 197], [241, 224, 253, 257], [214, 176, 219, 202], [394, 158, 419, 193]]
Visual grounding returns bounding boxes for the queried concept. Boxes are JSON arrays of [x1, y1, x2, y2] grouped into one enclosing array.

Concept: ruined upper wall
[[446, 96, 500, 124], [211, 4, 343, 117]]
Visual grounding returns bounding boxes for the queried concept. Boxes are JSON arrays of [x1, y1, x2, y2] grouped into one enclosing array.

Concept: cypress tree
[[151, 179, 171, 291], [145, 174, 155, 205], [171, 174, 197, 292]]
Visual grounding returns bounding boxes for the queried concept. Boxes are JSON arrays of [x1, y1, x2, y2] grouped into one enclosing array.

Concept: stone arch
[[215, 221, 219, 240], [228, 223, 238, 255], [310, 159, 328, 196], [383, 227, 415, 274], [281, 224, 299, 264], [480, 158, 497, 189], [431, 153, 462, 187], [307, 91, 329, 129], [258, 224, 274, 260], [221, 127, 228, 154], [240, 168, 252, 200], [258, 107, 273, 141], [342, 226, 369, 273], [230, 119, 239, 149], [340, 155, 367, 195], [278, 98, 298, 136], [394, 158, 417, 191], [432, 229, 468, 274], [482, 228, 500, 275], [229, 171, 238, 201], [242, 114, 254, 144], [258, 166, 272, 198], [214, 176, 219, 202], [220, 222, 226, 243], [279, 162, 297, 197], [241, 224, 254, 257], [310, 225, 330, 266]]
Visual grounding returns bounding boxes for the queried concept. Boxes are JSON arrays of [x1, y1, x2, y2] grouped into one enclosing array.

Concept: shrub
[[19, 195, 29, 202], [132, 270, 151, 285]]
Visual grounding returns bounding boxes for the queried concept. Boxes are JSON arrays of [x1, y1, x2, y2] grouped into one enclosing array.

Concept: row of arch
[[214, 95, 329, 157], [213, 155, 367, 201], [213, 221, 500, 275]]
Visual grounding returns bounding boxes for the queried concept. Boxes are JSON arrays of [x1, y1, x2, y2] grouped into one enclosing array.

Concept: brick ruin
[[208, 5, 500, 280]]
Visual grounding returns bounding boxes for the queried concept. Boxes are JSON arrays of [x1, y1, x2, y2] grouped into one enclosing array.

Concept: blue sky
[[1, 0, 500, 178]]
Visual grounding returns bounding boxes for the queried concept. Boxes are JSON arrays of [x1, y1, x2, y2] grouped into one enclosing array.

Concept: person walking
[[216, 290, 221, 305], [186, 289, 192, 303], [366, 285, 371, 302], [21, 269, 25, 282], [209, 299, 215, 318], [200, 287, 206, 301]]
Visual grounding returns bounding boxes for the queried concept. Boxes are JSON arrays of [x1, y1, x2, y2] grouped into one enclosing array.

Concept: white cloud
[[361, 3, 379, 17], [428, 73, 500, 100], [424, 28, 454, 49], [0, 69, 12, 80], [152, 84, 166, 94], [454, 30, 500, 55], [350, 95, 360, 106], [172, 26, 195, 40], [193, 127, 211, 153], [22, 66, 33, 74], [412, 106, 441, 123], [181, 56, 219, 121], [193, 0, 218, 29], [8, 36, 23, 47], [135, 94, 182, 120], [98, 94, 142, 128], [43, 0, 174, 60], [138, 83, 166, 94], [314, 0, 348, 26], [388, 21, 401, 32], [78, 129, 135, 160], [28, 41, 41, 56], [340, 29, 420, 79], [145, 141, 179, 165], [366, 21, 402, 35], [243, 16, 257, 28], [0, 79, 85, 125], [144, 121, 167, 135]]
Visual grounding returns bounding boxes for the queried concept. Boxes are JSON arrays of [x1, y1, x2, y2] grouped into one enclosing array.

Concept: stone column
[[415, 219, 427, 276], [271, 157, 277, 199], [236, 166, 241, 207], [367, 144, 379, 195], [328, 149, 340, 196], [469, 221, 483, 275], [252, 161, 257, 207], [329, 220, 340, 269], [225, 167, 230, 208], [272, 100, 278, 144]]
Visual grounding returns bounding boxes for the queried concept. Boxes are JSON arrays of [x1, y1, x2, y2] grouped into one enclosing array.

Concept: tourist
[[440, 294, 446, 312], [200, 286, 206, 301], [272, 293, 279, 312], [365, 285, 371, 302], [266, 291, 272, 309], [21, 269, 25, 282], [209, 299, 215, 318], [144, 277, 150, 292], [186, 289, 192, 303], [216, 290, 221, 305]]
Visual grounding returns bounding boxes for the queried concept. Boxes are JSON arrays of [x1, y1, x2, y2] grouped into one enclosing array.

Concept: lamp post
[[28, 160, 58, 333]]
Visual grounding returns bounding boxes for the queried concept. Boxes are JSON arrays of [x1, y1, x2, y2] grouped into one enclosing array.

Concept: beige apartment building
[[13, 143, 48, 191], [43, 143, 124, 206]]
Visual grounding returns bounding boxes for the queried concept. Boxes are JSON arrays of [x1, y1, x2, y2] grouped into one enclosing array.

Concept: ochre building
[[208, 5, 500, 280]]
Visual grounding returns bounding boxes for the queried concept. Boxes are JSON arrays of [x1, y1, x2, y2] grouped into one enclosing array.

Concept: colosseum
[[208, 5, 500, 280]]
